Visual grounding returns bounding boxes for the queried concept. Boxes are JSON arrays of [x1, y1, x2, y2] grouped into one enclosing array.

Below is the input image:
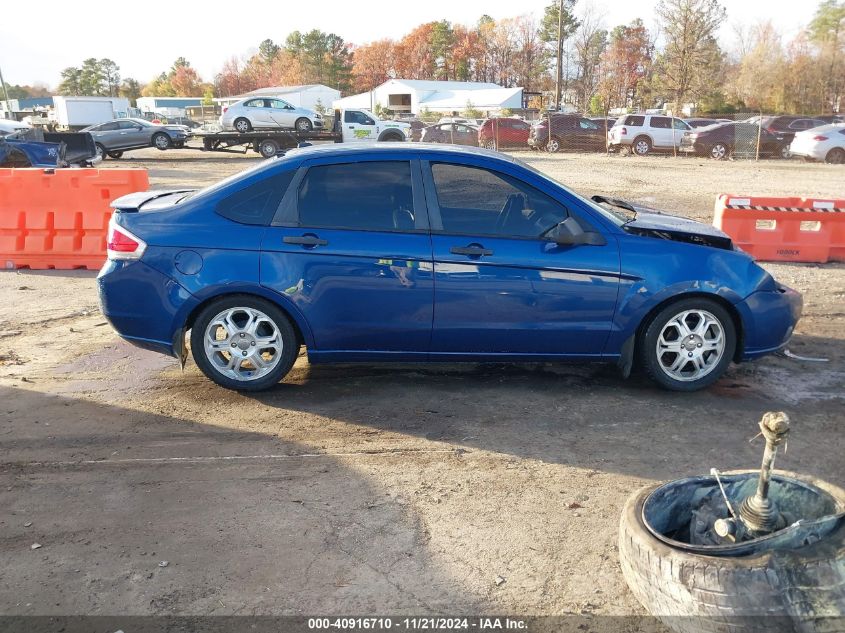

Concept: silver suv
[[608, 114, 691, 155]]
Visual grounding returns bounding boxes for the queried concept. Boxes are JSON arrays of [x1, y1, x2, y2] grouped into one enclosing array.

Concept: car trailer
[[194, 129, 342, 159]]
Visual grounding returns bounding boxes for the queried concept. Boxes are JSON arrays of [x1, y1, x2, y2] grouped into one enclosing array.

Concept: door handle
[[284, 235, 328, 247], [450, 245, 493, 257]]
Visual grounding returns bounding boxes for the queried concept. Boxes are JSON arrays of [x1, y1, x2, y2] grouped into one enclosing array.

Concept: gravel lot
[[1, 147, 843, 621]]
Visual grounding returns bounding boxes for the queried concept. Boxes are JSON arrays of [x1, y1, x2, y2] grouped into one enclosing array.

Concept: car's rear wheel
[[825, 147, 845, 164], [780, 145, 792, 159], [546, 136, 561, 153], [95, 143, 107, 161], [639, 298, 736, 391], [107, 150, 123, 159], [152, 133, 171, 150], [234, 118, 252, 133], [190, 296, 299, 392], [295, 117, 313, 133], [709, 142, 729, 160], [258, 139, 279, 158], [632, 136, 652, 156]]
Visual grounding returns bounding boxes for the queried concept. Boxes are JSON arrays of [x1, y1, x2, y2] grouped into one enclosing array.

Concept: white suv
[[608, 114, 692, 156]]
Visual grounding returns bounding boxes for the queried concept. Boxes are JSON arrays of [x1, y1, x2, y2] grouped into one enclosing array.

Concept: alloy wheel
[[203, 307, 283, 382], [710, 143, 727, 160], [655, 309, 725, 382]]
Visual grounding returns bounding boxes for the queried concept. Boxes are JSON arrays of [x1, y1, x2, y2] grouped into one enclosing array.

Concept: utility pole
[[0, 64, 12, 120], [554, 0, 564, 111]]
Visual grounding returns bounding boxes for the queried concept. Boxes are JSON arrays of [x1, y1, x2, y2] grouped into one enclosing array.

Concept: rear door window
[[624, 115, 645, 127], [297, 161, 415, 232], [650, 117, 671, 129]]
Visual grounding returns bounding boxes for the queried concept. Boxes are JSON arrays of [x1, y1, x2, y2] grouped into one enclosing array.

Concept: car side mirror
[[547, 217, 606, 246]]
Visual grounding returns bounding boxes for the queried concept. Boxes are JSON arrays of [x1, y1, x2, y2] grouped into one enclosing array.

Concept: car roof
[[285, 142, 517, 163]]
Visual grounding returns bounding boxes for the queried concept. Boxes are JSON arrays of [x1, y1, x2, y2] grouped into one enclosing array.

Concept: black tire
[[546, 136, 562, 153], [107, 150, 123, 159], [173, 142, 184, 149], [379, 132, 403, 142], [234, 118, 252, 133], [95, 143, 108, 161], [152, 132, 171, 151], [638, 297, 736, 391], [258, 139, 279, 158], [632, 136, 652, 156], [482, 139, 497, 150], [619, 472, 845, 630], [190, 295, 299, 392], [710, 142, 730, 160], [825, 147, 845, 164], [295, 117, 313, 133]]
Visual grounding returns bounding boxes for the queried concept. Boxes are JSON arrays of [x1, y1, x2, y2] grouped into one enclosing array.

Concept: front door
[[260, 157, 433, 360], [343, 110, 377, 141], [267, 99, 296, 128], [422, 159, 620, 358]]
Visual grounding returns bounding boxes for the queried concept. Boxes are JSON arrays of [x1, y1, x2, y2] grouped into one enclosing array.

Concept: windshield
[[515, 156, 626, 227]]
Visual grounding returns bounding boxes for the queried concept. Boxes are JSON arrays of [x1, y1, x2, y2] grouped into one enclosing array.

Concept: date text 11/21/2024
[[307, 617, 528, 630]]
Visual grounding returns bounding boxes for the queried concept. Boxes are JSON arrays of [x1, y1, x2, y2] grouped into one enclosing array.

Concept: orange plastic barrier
[[713, 194, 845, 263], [0, 168, 149, 270]]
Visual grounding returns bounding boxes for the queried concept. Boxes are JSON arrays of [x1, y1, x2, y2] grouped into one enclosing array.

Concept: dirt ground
[[1, 147, 843, 621]]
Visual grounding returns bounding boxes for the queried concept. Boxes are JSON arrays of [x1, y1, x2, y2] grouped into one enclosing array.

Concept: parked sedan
[[83, 118, 190, 160], [789, 123, 845, 163], [684, 118, 731, 128], [98, 144, 801, 393], [679, 121, 788, 159], [528, 115, 606, 152], [220, 97, 324, 133], [477, 117, 531, 149], [421, 123, 479, 145]]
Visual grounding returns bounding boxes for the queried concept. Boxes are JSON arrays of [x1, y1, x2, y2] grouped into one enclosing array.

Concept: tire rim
[[203, 307, 283, 382], [635, 140, 649, 155], [97, 146, 106, 159], [656, 309, 725, 382], [235, 120, 249, 133], [781, 146, 791, 159], [260, 142, 276, 157], [547, 138, 559, 152], [711, 144, 727, 159], [297, 119, 310, 131], [154, 135, 169, 149]]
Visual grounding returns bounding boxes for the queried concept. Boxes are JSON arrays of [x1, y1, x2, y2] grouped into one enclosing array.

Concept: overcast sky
[[0, 0, 814, 88]]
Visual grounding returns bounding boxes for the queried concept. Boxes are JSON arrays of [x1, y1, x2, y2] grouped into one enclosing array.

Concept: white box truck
[[51, 97, 131, 130]]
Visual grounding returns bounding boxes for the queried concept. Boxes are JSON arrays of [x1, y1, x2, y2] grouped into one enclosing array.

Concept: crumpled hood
[[592, 195, 734, 250]]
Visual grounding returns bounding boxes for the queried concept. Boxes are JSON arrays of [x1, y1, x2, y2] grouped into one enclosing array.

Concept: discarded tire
[[619, 471, 845, 633]]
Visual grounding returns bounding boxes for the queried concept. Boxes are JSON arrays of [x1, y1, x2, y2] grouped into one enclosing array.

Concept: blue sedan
[[98, 144, 802, 392]]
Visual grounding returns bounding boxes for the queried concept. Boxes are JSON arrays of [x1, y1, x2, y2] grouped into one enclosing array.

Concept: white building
[[136, 97, 205, 117], [332, 79, 524, 115], [214, 84, 341, 112]]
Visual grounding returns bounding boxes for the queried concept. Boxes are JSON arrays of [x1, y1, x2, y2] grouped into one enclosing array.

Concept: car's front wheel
[[190, 296, 299, 391], [295, 117, 313, 133], [639, 298, 736, 391], [152, 133, 172, 150]]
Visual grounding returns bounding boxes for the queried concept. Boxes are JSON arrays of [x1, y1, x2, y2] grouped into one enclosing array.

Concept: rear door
[[648, 116, 673, 147], [422, 158, 620, 357], [244, 99, 269, 127], [260, 156, 434, 359]]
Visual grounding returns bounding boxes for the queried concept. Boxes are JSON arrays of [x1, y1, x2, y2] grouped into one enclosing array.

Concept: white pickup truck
[[334, 109, 411, 142]]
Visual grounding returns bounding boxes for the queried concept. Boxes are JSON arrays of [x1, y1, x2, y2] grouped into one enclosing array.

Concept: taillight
[[223, 106, 228, 113], [107, 220, 146, 261], [620, 127, 627, 135], [813, 135, 828, 141]]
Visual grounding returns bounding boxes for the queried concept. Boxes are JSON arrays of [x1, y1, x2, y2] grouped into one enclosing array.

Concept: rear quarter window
[[624, 115, 645, 127], [215, 170, 295, 225]]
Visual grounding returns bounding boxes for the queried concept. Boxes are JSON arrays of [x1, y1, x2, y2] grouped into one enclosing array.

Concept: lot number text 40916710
[[308, 617, 528, 630]]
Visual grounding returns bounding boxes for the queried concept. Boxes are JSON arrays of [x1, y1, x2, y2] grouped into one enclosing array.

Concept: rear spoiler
[[111, 189, 195, 212]]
